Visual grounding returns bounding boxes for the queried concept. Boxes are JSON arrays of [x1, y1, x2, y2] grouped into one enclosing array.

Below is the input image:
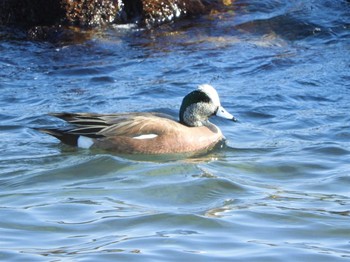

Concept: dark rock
[[0, 0, 64, 27], [0, 0, 123, 27], [141, 0, 206, 26], [118, 0, 143, 24], [62, 0, 121, 27], [27, 25, 86, 43], [1, 0, 227, 28]]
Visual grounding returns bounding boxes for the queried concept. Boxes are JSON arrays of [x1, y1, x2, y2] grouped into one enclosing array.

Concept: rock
[[0, 0, 64, 27], [0, 0, 123, 27], [0, 0, 232, 40], [62, 0, 120, 27], [141, 0, 206, 26], [1, 0, 228, 28]]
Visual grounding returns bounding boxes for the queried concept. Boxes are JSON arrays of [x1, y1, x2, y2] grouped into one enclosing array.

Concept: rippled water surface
[[1, 0, 350, 261]]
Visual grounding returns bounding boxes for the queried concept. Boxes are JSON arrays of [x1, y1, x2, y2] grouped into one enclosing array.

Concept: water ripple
[[1, 0, 350, 261]]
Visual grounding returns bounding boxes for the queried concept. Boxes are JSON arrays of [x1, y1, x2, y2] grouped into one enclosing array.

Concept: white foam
[[112, 23, 139, 30], [77, 136, 94, 149], [132, 134, 158, 140]]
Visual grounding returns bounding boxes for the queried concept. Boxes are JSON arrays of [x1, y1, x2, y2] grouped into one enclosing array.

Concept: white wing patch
[[78, 136, 94, 149], [132, 134, 158, 140]]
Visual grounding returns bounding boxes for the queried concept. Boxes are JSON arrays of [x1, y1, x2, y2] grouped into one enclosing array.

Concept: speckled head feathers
[[179, 84, 235, 127]]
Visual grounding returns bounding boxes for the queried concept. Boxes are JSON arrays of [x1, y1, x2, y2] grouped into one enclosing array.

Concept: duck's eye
[[216, 107, 225, 114]]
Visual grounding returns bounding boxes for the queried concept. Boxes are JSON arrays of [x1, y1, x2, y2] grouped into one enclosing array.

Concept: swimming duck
[[37, 84, 236, 155]]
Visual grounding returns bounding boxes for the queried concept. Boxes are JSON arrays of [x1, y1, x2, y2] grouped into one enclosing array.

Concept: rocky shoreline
[[0, 0, 232, 41], [0, 0, 228, 28]]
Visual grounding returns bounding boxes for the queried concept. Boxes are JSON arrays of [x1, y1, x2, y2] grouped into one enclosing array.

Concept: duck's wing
[[49, 112, 179, 138], [99, 115, 180, 138]]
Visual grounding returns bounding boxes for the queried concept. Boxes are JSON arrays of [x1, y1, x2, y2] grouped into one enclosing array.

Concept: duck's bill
[[216, 106, 238, 122]]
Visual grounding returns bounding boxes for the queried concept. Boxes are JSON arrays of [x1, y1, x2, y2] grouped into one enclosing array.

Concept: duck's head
[[179, 84, 237, 127]]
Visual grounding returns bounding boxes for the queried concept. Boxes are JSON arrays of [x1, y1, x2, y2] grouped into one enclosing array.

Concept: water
[[1, 0, 350, 261]]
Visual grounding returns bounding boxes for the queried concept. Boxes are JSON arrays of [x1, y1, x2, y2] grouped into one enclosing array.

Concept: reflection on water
[[1, 0, 350, 261]]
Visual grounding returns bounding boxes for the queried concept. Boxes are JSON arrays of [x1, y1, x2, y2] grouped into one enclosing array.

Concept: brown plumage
[[37, 84, 237, 155]]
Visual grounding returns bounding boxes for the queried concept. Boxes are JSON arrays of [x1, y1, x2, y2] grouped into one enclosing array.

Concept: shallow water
[[1, 0, 350, 261]]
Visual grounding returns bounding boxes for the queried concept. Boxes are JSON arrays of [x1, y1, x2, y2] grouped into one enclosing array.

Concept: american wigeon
[[37, 84, 236, 155]]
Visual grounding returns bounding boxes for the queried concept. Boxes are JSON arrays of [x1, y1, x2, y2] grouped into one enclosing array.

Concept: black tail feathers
[[35, 128, 79, 147]]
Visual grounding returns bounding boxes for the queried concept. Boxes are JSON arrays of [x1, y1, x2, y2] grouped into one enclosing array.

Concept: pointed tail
[[35, 128, 79, 147]]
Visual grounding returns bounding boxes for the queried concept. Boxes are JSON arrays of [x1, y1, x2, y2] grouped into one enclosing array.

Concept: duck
[[37, 84, 237, 155]]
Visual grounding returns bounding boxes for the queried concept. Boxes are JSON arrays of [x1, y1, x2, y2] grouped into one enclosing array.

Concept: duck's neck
[[180, 107, 208, 127], [179, 117, 219, 134], [179, 115, 205, 127], [180, 119, 204, 127], [204, 122, 221, 133]]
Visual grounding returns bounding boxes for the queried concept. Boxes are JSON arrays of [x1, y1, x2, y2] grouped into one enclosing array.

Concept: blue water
[[1, 0, 350, 261]]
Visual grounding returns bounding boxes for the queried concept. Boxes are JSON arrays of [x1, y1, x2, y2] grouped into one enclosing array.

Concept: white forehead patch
[[197, 84, 221, 106]]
